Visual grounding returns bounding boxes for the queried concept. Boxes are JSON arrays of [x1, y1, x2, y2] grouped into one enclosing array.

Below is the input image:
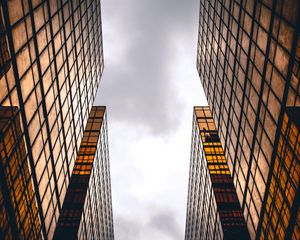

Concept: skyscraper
[[54, 106, 114, 239], [185, 106, 249, 240], [196, 0, 299, 238], [0, 0, 111, 239]]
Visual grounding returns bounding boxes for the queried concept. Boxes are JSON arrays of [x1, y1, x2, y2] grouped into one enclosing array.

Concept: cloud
[[115, 216, 143, 240], [114, 206, 182, 240], [95, 0, 200, 136], [94, 1, 207, 240], [148, 207, 182, 238]]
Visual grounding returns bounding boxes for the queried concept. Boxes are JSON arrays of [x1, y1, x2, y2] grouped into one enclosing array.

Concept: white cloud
[[95, 0, 207, 239]]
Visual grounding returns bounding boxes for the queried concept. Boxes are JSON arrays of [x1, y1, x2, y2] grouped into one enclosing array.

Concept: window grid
[[54, 107, 114, 240], [185, 107, 249, 239], [0, 107, 41, 240], [0, 0, 104, 238], [197, 0, 300, 238]]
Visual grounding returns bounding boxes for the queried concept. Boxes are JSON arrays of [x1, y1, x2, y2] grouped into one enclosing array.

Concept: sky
[[94, 0, 207, 239]]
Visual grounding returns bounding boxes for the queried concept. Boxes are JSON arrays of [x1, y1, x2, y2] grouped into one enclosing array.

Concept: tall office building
[[54, 106, 114, 239], [185, 106, 249, 240], [197, 0, 299, 239], [0, 0, 108, 239]]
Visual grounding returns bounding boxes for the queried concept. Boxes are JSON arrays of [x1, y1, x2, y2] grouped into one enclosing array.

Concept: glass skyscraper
[[54, 106, 114, 239], [185, 106, 249, 240], [196, 0, 299, 239], [0, 0, 113, 239]]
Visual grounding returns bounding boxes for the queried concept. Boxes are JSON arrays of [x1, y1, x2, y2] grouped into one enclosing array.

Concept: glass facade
[[260, 107, 300, 240], [197, 0, 300, 238], [54, 106, 114, 240], [0, 106, 41, 240], [0, 0, 104, 239], [0, 11, 10, 78], [185, 106, 249, 240]]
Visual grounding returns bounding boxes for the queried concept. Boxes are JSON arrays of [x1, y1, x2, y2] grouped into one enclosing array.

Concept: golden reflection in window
[[191, 106, 250, 238], [54, 106, 107, 239], [0, 107, 41, 239], [195, 107, 233, 177], [261, 109, 300, 240], [72, 108, 103, 176]]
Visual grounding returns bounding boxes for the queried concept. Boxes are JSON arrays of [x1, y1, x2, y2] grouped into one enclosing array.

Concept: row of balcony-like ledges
[[195, 106, 250, 239], [53, 106, 105, 239]]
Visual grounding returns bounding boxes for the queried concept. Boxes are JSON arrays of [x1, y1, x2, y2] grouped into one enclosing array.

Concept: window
[[0, 9, 10, 78]]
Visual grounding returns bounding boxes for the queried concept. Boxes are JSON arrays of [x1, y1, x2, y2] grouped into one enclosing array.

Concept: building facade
[[0, 0, 107, 239], [54, 106, 114, 240], [260, 107, 300, 239], [197, 0, 299, 239], [0, 107, 41, 240], [185, 106, 249, 240]]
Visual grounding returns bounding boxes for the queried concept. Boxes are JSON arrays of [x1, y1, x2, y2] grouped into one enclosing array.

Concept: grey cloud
[[95, 0, 199, 136], [148, 208, 182, 239], [115, 216, 143, 240], [95, 1, 200, 239], [114, 207, 182, 240]]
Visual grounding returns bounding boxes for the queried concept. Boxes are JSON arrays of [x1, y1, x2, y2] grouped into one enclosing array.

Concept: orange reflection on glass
[[0, 107, 41, 239], [261, 110, 300, 240], [192, 106, 250, 238]]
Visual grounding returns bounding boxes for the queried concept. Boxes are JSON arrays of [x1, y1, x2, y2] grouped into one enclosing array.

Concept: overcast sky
[[94, 0, 207, 239]]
